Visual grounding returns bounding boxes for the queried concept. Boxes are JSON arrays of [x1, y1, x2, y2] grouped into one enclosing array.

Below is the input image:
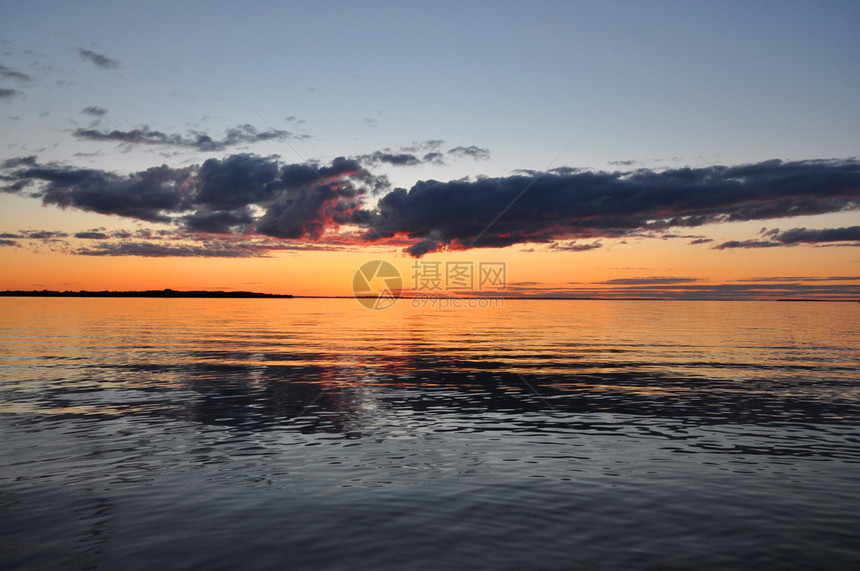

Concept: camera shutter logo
[[352, 260, 402, 310]]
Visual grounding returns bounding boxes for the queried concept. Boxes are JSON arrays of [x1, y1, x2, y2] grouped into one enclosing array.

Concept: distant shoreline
[[1, 290, 856, 302], [0, 289, 292, 298]]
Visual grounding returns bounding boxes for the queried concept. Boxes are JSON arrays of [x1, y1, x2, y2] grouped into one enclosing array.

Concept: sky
[[1, 0, 859, 299]]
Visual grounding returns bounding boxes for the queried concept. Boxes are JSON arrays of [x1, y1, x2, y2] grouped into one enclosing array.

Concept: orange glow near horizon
[[2, 236, 858, 300]]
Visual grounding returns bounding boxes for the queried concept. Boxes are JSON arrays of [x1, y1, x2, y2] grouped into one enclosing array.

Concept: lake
[[1, 298, 859, 569]]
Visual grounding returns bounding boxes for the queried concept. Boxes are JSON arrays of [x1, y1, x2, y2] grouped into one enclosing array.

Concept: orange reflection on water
[[1, 297, 859, 419]]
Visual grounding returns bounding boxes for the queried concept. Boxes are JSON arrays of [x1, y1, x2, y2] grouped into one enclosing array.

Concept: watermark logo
[[353, 259, 506, 310], [352, 260, 403, 310], [410, 293, 506, 310], [411, 260, 506, 291]]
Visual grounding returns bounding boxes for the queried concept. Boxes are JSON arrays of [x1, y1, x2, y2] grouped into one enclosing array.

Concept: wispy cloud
[[713, 240, 782, 250], [77, 48, 120, 69], [359, 151, 423, 167], [550, 241, 603, 252], [595, 276, 703, 285], [447, 145, 490, 161], [400, 140, 445, 153], [714, 226, 860, 249], [73, 123, 307, 151], [81, 106, 108, 117], [735, 275, 860, 283], [76, 241, 254, 258], [23, 230, 69, 239], [356, 142, 490, 167], [0, 63, 32, 82], [76, 241, 260, 258], [73, 235, 345, 258]]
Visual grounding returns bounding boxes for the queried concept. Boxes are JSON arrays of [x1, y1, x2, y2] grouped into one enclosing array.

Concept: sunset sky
[[2, 1, 859, 299]]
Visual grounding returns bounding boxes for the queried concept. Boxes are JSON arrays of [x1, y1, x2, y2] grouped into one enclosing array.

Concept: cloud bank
[[3, 156, 860, 257], [363, 158, 860, 256], [2, 154, 375, 241]]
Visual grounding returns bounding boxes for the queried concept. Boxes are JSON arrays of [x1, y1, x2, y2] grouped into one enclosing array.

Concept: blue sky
[[4, 1, 857, 175], [1, 1, 859, 297]]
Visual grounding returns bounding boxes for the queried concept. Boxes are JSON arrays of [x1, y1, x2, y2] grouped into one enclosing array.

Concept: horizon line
[[1, 289, 857, 302]]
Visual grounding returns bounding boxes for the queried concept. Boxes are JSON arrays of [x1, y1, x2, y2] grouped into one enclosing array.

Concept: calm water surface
[[1, 298, 859, 569]]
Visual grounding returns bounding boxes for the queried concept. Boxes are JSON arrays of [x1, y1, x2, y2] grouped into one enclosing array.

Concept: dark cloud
[[447, 145, 490, 161], [256, 157, 367, 240], [361, 151, 422, 167], [713, 240, 782, 250], [0, 239, 18, 246], [422, 152, 445, 166], [182, 208, 255, 233], [715, 226, 860, 249], [689, 238, 713, 245], [77, 48, 120, 69], [17, 163, 194, 222], [768, 226, 860, 244], [74, 231, 109, 239], [404, 238, 440, 257], [193, 154, 281, 210], [5, 155, 860, 258], [1, 154, 378, 242], [0, 88, 20, 99], [199, 124, 308, 149], [364, 158, 860, 256], [1, 156, 38, 169], [81, 106, 108, 117], [73, 124, 305, 151], [74, 127, 183, 146], [24, 230, 69, 239], [279, 159, 352, 188], [0, 64, 32, 82]]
